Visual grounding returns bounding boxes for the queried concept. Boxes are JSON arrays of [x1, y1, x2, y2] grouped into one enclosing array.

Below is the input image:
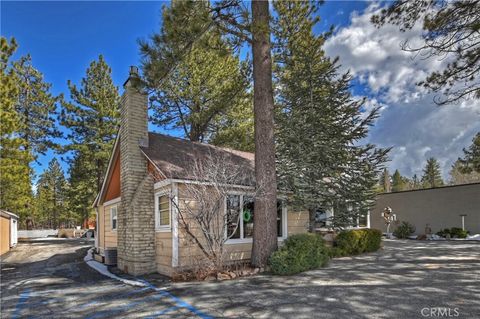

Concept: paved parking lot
[[1, 239, 479, 318]]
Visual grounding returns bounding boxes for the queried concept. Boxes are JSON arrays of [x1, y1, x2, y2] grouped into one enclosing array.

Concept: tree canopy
[[274, 1, 388, 228], [372, 0, 480, 105]]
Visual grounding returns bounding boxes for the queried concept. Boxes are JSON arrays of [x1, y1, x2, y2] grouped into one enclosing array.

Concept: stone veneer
[[117, 67, 156, 275]]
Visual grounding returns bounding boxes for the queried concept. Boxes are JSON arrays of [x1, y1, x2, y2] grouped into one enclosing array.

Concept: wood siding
[[104, 155, 121, 202], [1, 215, 10, 255]]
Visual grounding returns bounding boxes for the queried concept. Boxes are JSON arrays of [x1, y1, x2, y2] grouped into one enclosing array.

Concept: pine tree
[[35, 158, 68, 229], [411, 174, 421, 189], [449, 160, 480, 185], [0, 37, 34, 227], [140, 1, 251, 143], [458, 132, 480, 174], [60, 55, 120, 222], [273, 1, 388, 229], [392, 169, 407, 192], [379, 168, 391, 193], [12, 54, 61, 157], [421, 157, 444, 188]]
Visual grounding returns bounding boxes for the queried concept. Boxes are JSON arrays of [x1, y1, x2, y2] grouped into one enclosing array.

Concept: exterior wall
[[154, 184, 173, 276], [104, 154, 121, 202], [97, 204, 104, 251], [1, 215, 11, 255], [174, 183, 309, 270], [104, 201, 119, 250], [371, 183, 480, 235]]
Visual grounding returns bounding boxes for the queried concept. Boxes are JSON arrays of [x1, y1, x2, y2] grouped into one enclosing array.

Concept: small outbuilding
[[1, 210, 19, 255]]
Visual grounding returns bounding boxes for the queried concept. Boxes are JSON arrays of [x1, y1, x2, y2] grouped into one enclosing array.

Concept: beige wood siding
[[155, 231, 173, 275], [175, 184, 309, 270], [287, 210, 309, 235], [154, 185, 173, 276], [98, 204, 104, 250], [104, 201, 119, 249], [1, 215, 10, 255]]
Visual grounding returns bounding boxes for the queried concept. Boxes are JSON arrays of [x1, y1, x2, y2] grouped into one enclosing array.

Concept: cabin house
[[93, 66, 309, 276]]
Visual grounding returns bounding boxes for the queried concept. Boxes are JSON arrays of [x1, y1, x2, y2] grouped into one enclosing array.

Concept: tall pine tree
[[140, 1, 252, 144], [392, 169, 407, 192], [421, 157, 444, 188], [12, 54, 61, 157], [0, 37, 34, 226], [35, 158, 69, 229], [458, 132, 480, 174], [60, 55, 120, 223], [274, 1, 388, 228]]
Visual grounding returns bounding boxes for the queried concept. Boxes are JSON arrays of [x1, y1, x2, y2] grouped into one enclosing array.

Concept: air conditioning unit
[[104, 248, 117, 266]]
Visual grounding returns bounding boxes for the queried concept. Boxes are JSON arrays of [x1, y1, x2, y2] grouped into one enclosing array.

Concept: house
[[1, 210, 18, 256], [93, 66, 309, 276], [370, 183, 480, 235]]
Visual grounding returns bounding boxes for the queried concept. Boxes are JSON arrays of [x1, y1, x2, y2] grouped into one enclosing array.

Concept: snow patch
[[84, 248, 147, 287]]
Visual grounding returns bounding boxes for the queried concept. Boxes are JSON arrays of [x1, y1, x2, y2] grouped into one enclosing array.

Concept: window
[[277, 200, 284, 237], [110, 206, 117, 230], [226, 195, 241, 239], [243, 196, 254, 238], [156, 194, 171, 230], [226, 194, 286, 241]]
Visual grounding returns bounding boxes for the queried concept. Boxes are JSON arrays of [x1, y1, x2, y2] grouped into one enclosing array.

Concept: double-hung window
[[155, 193, 171, 231], [226, 194, 287, 242], [110, 206, 117, 230]]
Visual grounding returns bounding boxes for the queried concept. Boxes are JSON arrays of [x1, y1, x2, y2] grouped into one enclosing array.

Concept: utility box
[[104, 248, 117, 266]]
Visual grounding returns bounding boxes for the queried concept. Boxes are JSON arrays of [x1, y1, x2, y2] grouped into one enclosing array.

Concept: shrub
[[269, 233, 330, 275], [437, 227, 468, 238], [335, 229, 382, 255], [393, 221, 416, 239]]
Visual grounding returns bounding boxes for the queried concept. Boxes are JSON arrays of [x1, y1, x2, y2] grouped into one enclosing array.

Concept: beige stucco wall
[[370, 183, 480, 235]]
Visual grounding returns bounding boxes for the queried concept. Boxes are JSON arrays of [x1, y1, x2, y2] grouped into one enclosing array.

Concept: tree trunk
[[251, 0, 277, 268]]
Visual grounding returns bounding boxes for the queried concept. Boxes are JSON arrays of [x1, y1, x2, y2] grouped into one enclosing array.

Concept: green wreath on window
[[243, 210, 252, 222]]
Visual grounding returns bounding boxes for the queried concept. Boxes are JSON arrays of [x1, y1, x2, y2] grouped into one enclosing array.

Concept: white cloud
[[325, 3, 480, 179]]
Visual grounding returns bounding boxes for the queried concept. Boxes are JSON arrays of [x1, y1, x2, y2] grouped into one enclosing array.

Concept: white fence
[[18, 229, 58, 238]]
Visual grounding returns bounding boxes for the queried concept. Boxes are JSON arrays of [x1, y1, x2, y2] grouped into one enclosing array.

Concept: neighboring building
[[1, 210, 18, 256], [93, 67, 309, 276], [371, 183, 480, 235]]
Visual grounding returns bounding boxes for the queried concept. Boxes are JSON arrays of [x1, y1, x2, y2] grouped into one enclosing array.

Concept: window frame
[[155, 191, 171, 232], [110, 206, 118, 231], [225, 193, 288, 244]]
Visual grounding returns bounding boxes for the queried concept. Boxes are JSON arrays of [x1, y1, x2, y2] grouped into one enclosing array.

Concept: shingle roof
[[140, 132, 255, 185]]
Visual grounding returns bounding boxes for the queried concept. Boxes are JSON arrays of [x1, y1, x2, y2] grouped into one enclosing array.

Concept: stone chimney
[[117, 66, 156, 275]]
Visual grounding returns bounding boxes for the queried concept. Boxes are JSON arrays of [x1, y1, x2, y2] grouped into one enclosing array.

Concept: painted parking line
[[139, 279, 213, 319], [11, 288, 31, 319]]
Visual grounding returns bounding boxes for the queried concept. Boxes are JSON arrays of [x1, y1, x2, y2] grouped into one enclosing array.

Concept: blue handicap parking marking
[[12, 288, 31, 319]]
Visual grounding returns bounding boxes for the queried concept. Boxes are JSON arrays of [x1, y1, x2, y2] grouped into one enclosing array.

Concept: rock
[[229, 271, 237, 279], [252, 268, 260, 274], [204, 275, 216, 281], [217, 272, 230, 281]]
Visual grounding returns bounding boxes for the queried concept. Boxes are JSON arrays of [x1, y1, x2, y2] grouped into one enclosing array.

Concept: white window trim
[[104, 197, 121, 207], [110, 206, 118, 231], [225, 194, 288, 245], [155, 190, 172, 232]]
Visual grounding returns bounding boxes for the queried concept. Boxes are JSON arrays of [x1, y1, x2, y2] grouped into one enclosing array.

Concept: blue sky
[[2, 1, 478, 182]]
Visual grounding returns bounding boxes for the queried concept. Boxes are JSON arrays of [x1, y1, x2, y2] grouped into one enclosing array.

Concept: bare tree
[[169, 151, 256, 273]]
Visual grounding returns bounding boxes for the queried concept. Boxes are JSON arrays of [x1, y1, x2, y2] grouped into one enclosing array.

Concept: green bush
[[335, 229, 382, 255], [269, 233, 330, 275], [393, 221, 416, 239], [437, 227, 468, 238]]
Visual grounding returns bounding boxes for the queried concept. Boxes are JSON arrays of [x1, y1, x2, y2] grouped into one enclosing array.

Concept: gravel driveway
[[1, 239, 479, 318]]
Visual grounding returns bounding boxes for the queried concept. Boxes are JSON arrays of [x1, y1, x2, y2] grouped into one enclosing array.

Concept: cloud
[[325, 3, 480, 179]]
